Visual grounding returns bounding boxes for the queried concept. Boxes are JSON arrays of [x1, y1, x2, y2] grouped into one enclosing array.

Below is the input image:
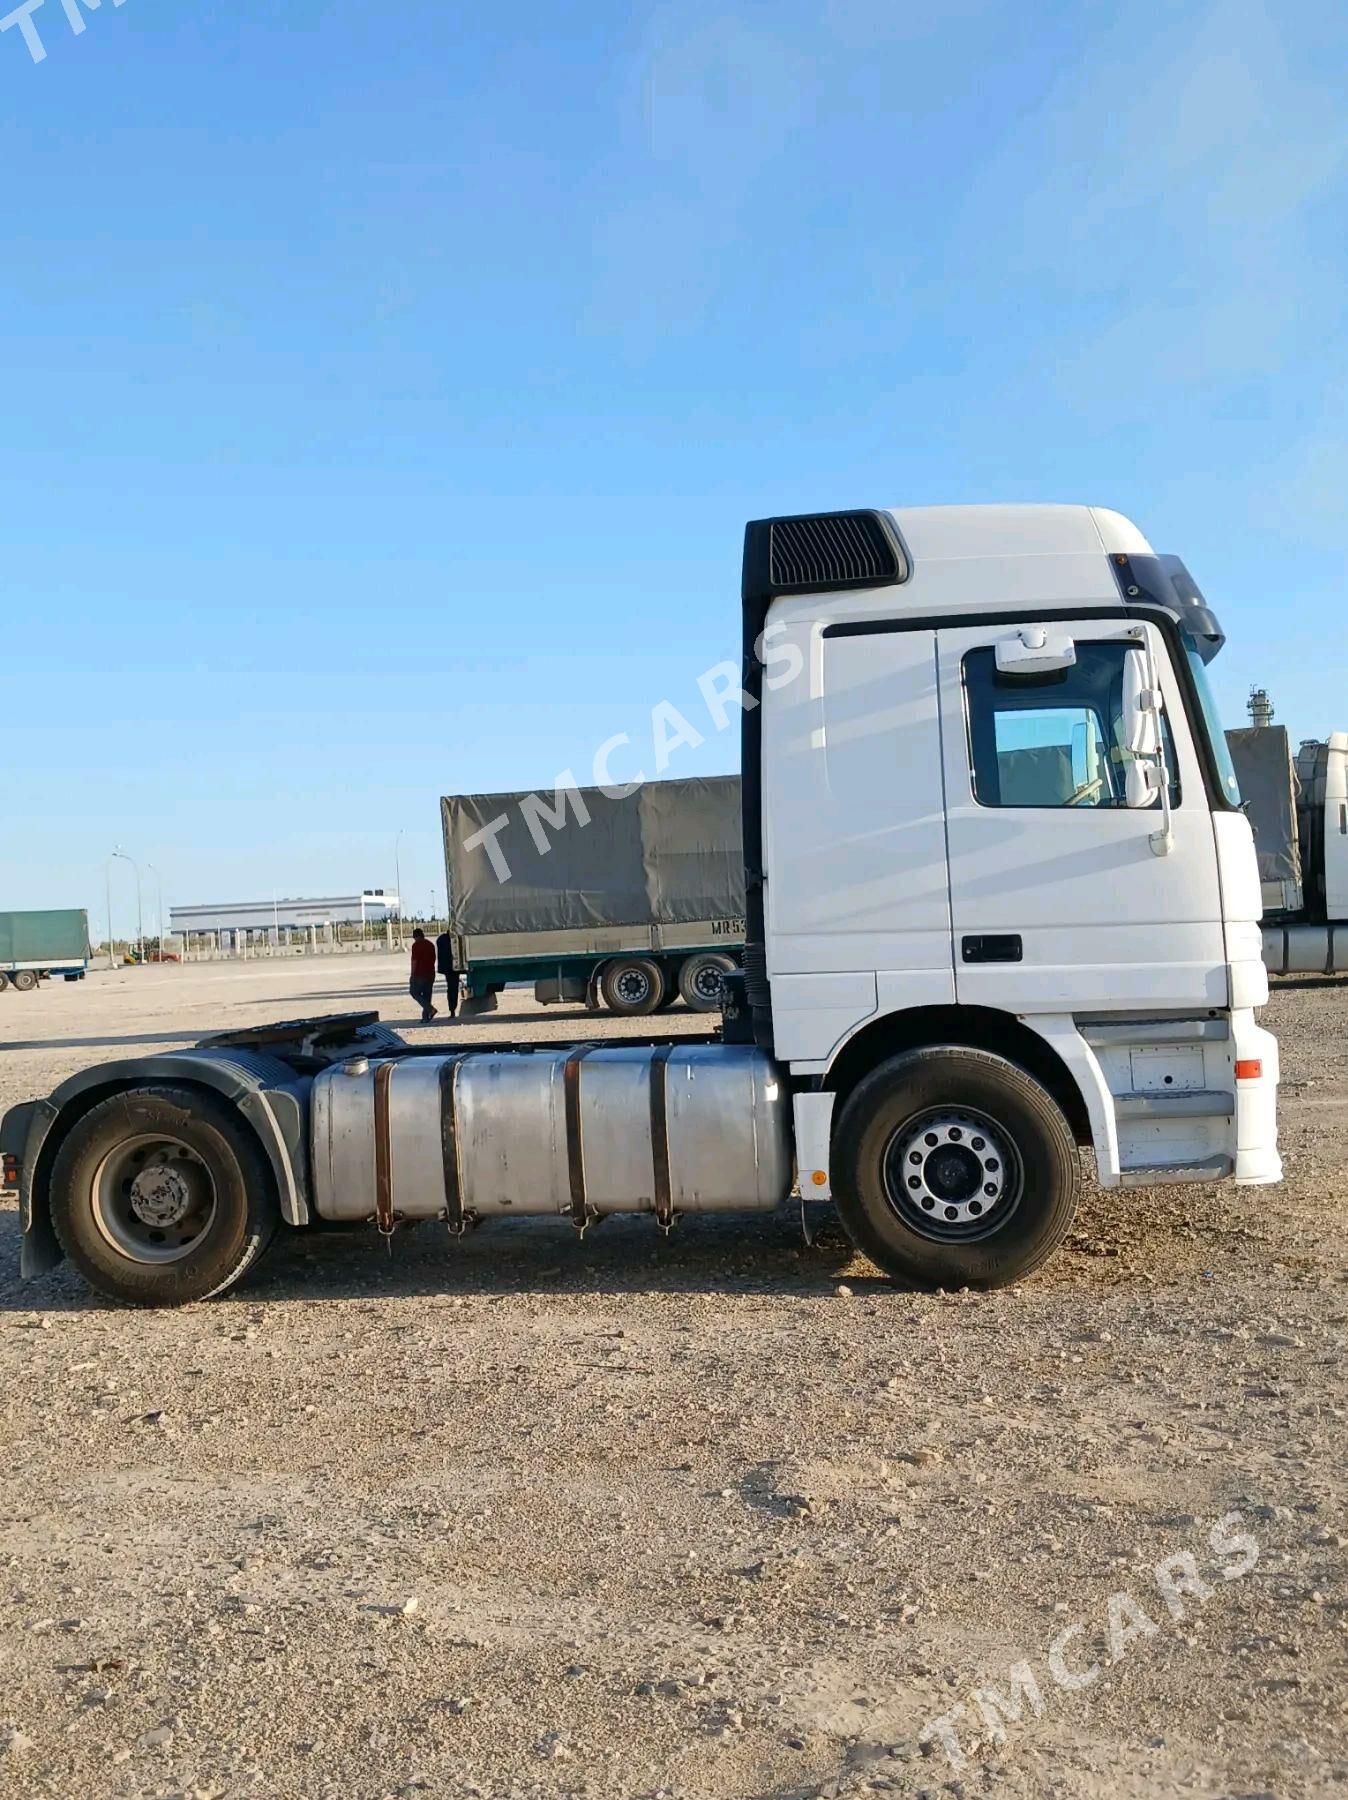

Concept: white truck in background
[[1226, 721, 1348, 974], [1, 504, 1281, 1305]]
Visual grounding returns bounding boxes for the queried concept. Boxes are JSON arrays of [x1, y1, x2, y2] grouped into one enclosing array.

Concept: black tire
[[677, 952, 737, 1013], [0, 972, 9, 992], [10, 969, 38, 993], [48, 1086, 280, 1306], [831, 1046, 1079, 1289], [600, 957, 666, 1016]]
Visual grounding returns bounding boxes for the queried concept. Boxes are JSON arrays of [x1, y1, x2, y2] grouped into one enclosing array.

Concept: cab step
[[1114, 1089, 1234, 1119], [1117, 1155, 1233, 1188], [1078, 1017, 1229, 1047]]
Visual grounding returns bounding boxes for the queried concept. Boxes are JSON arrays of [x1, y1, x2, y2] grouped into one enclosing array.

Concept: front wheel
[[830, 1047, 1079, 1289], [48, 1086, 279, 1305]]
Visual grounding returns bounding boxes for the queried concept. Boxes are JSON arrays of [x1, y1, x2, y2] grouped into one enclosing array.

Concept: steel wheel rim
[[882, 1106, 1021, 1242], [692, 962, 725, 1002], [90, 1132, 218, 1264], [614, 966, 652, 1005]]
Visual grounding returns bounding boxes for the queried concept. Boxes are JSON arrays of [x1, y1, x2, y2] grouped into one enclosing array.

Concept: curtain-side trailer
[[441, 775, 745, 1015], [0, 909, 90, 993]]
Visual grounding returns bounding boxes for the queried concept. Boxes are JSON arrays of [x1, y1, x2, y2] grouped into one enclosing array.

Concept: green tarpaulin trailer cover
[[0, 909, 91, 965]]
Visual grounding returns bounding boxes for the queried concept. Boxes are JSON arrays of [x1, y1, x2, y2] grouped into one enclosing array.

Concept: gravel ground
[[0, 956, 1344, 1800]]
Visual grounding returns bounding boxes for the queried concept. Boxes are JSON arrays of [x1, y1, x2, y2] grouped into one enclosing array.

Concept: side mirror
[[1122, 646, 1160, 755], [995, 627, 1077, 677], [1126, 760, 1162, 809]]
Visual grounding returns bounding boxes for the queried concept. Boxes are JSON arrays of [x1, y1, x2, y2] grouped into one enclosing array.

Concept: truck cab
[[738, 504, 1279, 1282]]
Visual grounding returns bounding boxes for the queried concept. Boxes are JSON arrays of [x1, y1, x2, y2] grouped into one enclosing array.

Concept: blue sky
[[3, 0, 1345, 934]]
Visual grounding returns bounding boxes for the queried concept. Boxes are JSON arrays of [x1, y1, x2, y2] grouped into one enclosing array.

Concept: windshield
[[1183, 638, 1242, 806]]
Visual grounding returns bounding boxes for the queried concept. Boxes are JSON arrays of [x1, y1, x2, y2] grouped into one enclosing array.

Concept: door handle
[[962, 934, 1023, 964]]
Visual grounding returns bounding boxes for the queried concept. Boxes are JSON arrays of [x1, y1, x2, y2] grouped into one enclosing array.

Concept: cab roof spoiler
[[1110, 551, 1226, 662]]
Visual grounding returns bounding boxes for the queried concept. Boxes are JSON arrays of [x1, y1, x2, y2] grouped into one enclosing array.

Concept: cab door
[[936, 618, 1226, 1014], [762, 619, 955, 1064]]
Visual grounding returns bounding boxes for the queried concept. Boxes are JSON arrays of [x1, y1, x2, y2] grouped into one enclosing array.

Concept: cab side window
[[963, 642, 1179, 809]]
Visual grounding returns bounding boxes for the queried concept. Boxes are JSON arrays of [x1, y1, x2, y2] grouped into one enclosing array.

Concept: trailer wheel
[[830, 1047, 1079, 1289], [10, 969, 38, 993], [48, 1086, 279, 1306], [677, 952, 737, 1013], [600, 957, 665, 1016], [0, 972, 9, 992]]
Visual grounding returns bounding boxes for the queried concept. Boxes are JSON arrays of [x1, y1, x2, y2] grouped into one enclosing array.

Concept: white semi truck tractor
[[0, 504, 1282, 1305]]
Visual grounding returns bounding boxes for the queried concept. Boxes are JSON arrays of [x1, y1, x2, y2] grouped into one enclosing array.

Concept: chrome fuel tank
[[310, 1044, 793, 1223]]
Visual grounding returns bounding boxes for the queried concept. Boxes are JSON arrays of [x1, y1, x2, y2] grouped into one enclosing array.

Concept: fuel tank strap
[[648, 1043, 676, 1228], [438, 1056, 466, 1234], [563, 1046, 599, 1231], [373, 1061, 396, 1235]]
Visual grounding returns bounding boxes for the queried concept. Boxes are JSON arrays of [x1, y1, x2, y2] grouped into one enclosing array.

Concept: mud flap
[[2, 1099, 63, 1277]]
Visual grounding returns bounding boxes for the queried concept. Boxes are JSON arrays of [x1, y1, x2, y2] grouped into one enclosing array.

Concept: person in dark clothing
[[435, 929, 460, 1018], [408, 928, 437, 1023]]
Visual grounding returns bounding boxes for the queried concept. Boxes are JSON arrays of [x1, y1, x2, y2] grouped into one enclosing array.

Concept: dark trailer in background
[[440, 775, 746, 1016], [1226, 725, 1303, 916]]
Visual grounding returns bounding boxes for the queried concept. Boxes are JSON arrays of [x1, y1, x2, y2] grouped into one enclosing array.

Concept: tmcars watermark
[[918, 1510, 1261, 1771], [457, 623, 804, 884], [2, 0, 122, 65]]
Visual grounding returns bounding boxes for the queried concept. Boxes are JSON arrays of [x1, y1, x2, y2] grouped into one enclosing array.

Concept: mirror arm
[[1144, 636, 1174, 856]]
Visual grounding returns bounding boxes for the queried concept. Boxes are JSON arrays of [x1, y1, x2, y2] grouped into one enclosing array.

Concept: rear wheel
[[831, 1046, 1079, 1289], [678, 952, 737, 1013], [600, 957, 665, 1016], [10, 969, 38, 993], [0, 972, 9, 992], [49, 1086, 279, 1306]]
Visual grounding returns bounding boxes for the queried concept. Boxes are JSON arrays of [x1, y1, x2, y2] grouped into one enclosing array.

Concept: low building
[[169, 891, 399, 935]]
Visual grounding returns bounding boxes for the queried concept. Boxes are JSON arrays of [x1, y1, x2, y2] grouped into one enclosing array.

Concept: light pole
[[147, 863, 165, 957], [108, 848, 144, 966], [103, 856, 117, 970], [394, 830, 406, 947]]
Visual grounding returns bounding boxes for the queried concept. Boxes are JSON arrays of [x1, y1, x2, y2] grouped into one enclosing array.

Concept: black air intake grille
[[768, 510, 902, 592], [742, 941, 772, 1010]]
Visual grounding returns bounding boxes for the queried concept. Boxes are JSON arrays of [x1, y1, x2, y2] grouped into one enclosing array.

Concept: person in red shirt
[[408, 928, 438, 1023]]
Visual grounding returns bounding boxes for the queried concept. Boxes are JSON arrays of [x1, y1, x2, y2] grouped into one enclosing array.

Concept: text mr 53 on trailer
[[1, 504, 1281, 1304]]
